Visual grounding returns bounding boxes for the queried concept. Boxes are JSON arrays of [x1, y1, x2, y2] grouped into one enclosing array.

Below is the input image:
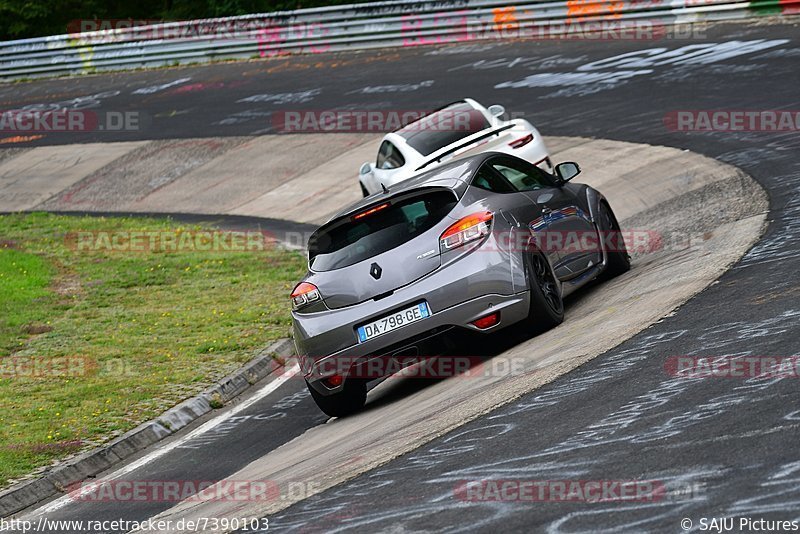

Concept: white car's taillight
[[291, 282, 321, 310], [440, 212, 493, 251], [509, 133, 534, 149]]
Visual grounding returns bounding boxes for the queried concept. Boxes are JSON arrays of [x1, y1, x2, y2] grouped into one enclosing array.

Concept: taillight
[[471, 312, 500, 329], [440, 212, 493, 251], [291, 281, 320, 310], [323, 374, 344, 388], [509, 133, 533, 149]]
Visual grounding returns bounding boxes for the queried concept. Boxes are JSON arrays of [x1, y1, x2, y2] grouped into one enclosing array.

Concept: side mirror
[[487, 104, 505, 118], [359, 162, 373, 175], [555, 162, 580, 183]]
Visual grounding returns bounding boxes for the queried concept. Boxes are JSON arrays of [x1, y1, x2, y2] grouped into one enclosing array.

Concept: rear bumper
[[303, 290, 530, 395]]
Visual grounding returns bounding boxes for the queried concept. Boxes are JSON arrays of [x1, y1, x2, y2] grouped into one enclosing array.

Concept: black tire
[[598, 202, 631, 279], [525, 251, 564, 334], [360, 183, 370, 198], [307, 379, 367, 418]]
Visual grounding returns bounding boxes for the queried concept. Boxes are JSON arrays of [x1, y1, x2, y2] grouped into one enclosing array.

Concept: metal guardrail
[[1, 0, 798, 80]]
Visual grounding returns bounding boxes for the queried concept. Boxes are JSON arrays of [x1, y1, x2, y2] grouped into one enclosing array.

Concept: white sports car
[[358, 98, 551, 196]]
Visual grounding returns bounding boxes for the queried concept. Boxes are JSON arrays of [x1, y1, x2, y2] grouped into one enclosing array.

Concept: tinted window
[[471, 165, 515, 193], [376, 140, 405, 169], [491, 159, 554, 191], [397, 101, 490, 157], [309, 190, 457, 271]]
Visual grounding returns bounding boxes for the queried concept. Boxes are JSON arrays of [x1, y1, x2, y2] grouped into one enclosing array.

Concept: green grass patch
[[0, 213, 306, 486], [0, 246, 53, 354]]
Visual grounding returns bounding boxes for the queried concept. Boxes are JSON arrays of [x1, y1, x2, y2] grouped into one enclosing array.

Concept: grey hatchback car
[[291, 152, 630, 417]]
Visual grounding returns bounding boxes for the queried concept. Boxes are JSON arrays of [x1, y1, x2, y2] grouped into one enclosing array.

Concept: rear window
[[397, 101, 489, 157], [308, 190, 457, 271], [376, 140, 405, 169]]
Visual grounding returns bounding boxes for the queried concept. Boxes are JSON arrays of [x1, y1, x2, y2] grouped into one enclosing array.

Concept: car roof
[[393, 99, 474, 135], [384, 99, 485, 157], [328, 152, 501, 222]]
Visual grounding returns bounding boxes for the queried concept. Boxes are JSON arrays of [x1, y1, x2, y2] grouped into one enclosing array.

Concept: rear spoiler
[[414, 124, 515, 172]]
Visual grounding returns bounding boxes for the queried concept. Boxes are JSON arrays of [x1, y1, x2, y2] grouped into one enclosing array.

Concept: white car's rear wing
[[414, 124, 517, 173]]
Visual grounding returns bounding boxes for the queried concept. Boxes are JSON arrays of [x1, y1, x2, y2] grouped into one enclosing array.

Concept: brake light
[[353, 202, 390, 220], [324, 374, 344, 388], [291, 281, 320, 310], [440, 212, 493, 251], [471, 312, 500, 329], [509, 133, 533, 149]]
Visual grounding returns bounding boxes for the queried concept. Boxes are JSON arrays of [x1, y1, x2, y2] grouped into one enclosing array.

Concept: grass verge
[[0, 213, 306, 487]]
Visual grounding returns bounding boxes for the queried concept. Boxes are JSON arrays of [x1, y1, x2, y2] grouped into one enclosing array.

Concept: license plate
[[357, 302, 430, 343]]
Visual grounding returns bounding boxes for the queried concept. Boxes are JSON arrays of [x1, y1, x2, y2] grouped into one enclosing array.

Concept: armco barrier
[[1, 0, 799, 80]]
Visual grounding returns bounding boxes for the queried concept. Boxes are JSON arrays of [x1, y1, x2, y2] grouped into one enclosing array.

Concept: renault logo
[[370, 262, 382, 280]]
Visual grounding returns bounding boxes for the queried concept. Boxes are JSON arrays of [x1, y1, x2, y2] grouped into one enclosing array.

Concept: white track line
[[34, 364, 300, 515]]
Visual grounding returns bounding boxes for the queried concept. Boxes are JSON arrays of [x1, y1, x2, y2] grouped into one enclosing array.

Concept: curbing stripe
[[0, 338, 295, 518]]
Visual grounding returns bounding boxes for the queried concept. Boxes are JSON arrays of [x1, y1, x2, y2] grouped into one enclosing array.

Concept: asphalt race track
[[3, 18, 800, 533]]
